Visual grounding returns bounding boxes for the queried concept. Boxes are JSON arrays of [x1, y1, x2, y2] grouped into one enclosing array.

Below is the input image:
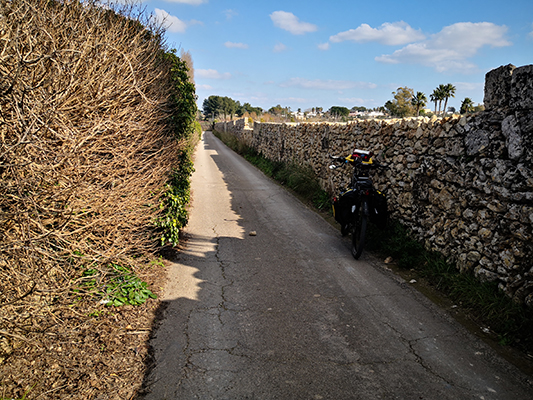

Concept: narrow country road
[[141, 131, 532, 399]]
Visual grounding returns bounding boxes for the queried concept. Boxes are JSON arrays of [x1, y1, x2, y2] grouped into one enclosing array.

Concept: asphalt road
[[141, 131, 533, 399]]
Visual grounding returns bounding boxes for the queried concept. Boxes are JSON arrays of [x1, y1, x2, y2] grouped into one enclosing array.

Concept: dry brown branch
[[0, 0, 187, 398]]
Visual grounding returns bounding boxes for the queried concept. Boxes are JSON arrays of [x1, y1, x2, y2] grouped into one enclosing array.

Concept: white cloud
[[164, 0, 208, 5], [317, 42, 330, 51], [280, 78, 377, 91], [153, 9, 187, 33], [454, 82, 484, 92], [224, 9, 238, 20], [330, 21, 425, 46], [224, 41, 249, 49], [196, 84, 213, 90], [273, 43, 288, 53], [278, 97, 309, 104], [376, 22, 511, 73], [196, 69, 232, 79], [270, 11, 318, 35], [340, 97, 366, 105]]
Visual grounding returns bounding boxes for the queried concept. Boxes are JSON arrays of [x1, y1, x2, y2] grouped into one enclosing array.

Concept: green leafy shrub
[[156, 148, 195, 246], [155, 50, 199, 246], [79, 264, 156, 307]]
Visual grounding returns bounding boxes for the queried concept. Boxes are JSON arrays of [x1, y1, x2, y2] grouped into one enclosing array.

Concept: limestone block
[[484, 64, 515, 110], [475, 266, 499, 282], [510, 64, 533, 110], [502, 115, 524, 160], [465, 129, 490, 155]]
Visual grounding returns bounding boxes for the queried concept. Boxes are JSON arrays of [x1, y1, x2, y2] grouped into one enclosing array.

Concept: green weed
[[77, 263, 156, 307]]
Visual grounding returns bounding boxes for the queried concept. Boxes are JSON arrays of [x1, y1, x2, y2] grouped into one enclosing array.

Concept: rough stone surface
[[511, 65, 533, 110], [216, 64, 533, 306], [484, 64, 515, 111]]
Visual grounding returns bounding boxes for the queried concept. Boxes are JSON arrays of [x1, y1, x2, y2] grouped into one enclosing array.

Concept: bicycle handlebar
[[328, 154, 388, 169]]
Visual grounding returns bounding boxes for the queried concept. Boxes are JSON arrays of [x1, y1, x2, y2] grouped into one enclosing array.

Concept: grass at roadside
[[214, 128, 533, 357], [214, 130, 330, 211], [366, 222, 533, 353]]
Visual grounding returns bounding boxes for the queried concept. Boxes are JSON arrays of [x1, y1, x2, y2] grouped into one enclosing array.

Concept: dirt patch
[[0, 259, 168, 400]]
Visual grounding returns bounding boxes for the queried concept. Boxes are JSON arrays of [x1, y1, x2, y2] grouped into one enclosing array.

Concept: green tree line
[[385, 83, 483, 118], [203, 95, 263, 120]]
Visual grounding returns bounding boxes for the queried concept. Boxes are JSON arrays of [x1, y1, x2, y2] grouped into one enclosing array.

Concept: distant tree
[[385, 87, 415, 117], [238, 102, 262, 117], [202, 95, 239, 120], [235, 101, 244, 117], [202, 95, 220, 119], [268, 104, 284, 115], [180, 49, 194, 84], [222, 96, 238, 120], [429, 91, 438, 114], [328, 106, 350, 119], [473, 104, 485, 113], [411, 91, 427, 117], [448, 106, 456, 114], [384, 100, 397, 117], [441, 83, 456, 116], [431, 85, 446, 115], [460, 97, 474, 114]]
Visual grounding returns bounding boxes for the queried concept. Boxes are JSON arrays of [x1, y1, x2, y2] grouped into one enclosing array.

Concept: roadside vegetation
[[213, 131, 330, 211], [202, 82, 484, 124], [0, 1, 199, 398], [214, 130, 533, 362], [366, 223, 533, 355]]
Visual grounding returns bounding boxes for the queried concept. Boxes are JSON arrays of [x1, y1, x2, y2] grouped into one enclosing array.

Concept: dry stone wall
[[214, 64, 533, 307]]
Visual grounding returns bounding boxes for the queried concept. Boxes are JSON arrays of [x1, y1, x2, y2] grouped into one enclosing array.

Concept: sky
[[115, 0, 532, 113]]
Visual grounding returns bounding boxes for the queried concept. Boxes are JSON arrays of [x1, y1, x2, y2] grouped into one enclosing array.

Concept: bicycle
[[330, 150, 388, 259]]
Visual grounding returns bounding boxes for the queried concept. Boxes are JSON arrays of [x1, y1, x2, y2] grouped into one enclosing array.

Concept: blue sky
[[118, 0, 532, 113]]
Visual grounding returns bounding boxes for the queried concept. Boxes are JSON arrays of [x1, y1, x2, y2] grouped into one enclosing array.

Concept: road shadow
[[135, 133, 250, 398]]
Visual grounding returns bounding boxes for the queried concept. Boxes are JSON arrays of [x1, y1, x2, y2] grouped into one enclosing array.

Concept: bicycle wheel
[[351, 206, 367, 259]]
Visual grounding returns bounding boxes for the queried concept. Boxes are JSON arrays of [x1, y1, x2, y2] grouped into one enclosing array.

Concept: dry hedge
[[1, 1, 191, 397]]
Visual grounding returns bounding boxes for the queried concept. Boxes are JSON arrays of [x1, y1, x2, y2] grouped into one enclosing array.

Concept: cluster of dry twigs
[[1, 1, 187, 397]]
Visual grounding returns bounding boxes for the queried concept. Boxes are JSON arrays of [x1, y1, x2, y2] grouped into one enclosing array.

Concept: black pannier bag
[[332, 189, 358, 226], [370, 189, 388, 229]]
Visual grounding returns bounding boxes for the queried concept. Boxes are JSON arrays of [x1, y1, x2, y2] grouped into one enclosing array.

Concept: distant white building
[[291, 111, 305, 120]]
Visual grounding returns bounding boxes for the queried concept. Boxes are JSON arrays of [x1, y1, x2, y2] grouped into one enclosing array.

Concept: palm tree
[[411, 91, 427, 117], [429, 92, 438, 114], [430, 86, 445, 115], [460, 97, 474, 114], [441, 83, 456, 116]]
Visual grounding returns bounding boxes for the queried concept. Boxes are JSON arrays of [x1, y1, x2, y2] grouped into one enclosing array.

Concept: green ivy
[[78, 263, 156, 307], [156, 148, 194, 246], [155, 49, 199, 246]]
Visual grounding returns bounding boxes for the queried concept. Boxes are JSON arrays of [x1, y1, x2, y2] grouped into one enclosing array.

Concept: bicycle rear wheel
[[351, 207, 367, 259]]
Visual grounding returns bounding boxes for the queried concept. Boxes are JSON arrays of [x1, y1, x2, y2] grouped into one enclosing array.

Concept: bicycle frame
[[330, 151, 387, 259]]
